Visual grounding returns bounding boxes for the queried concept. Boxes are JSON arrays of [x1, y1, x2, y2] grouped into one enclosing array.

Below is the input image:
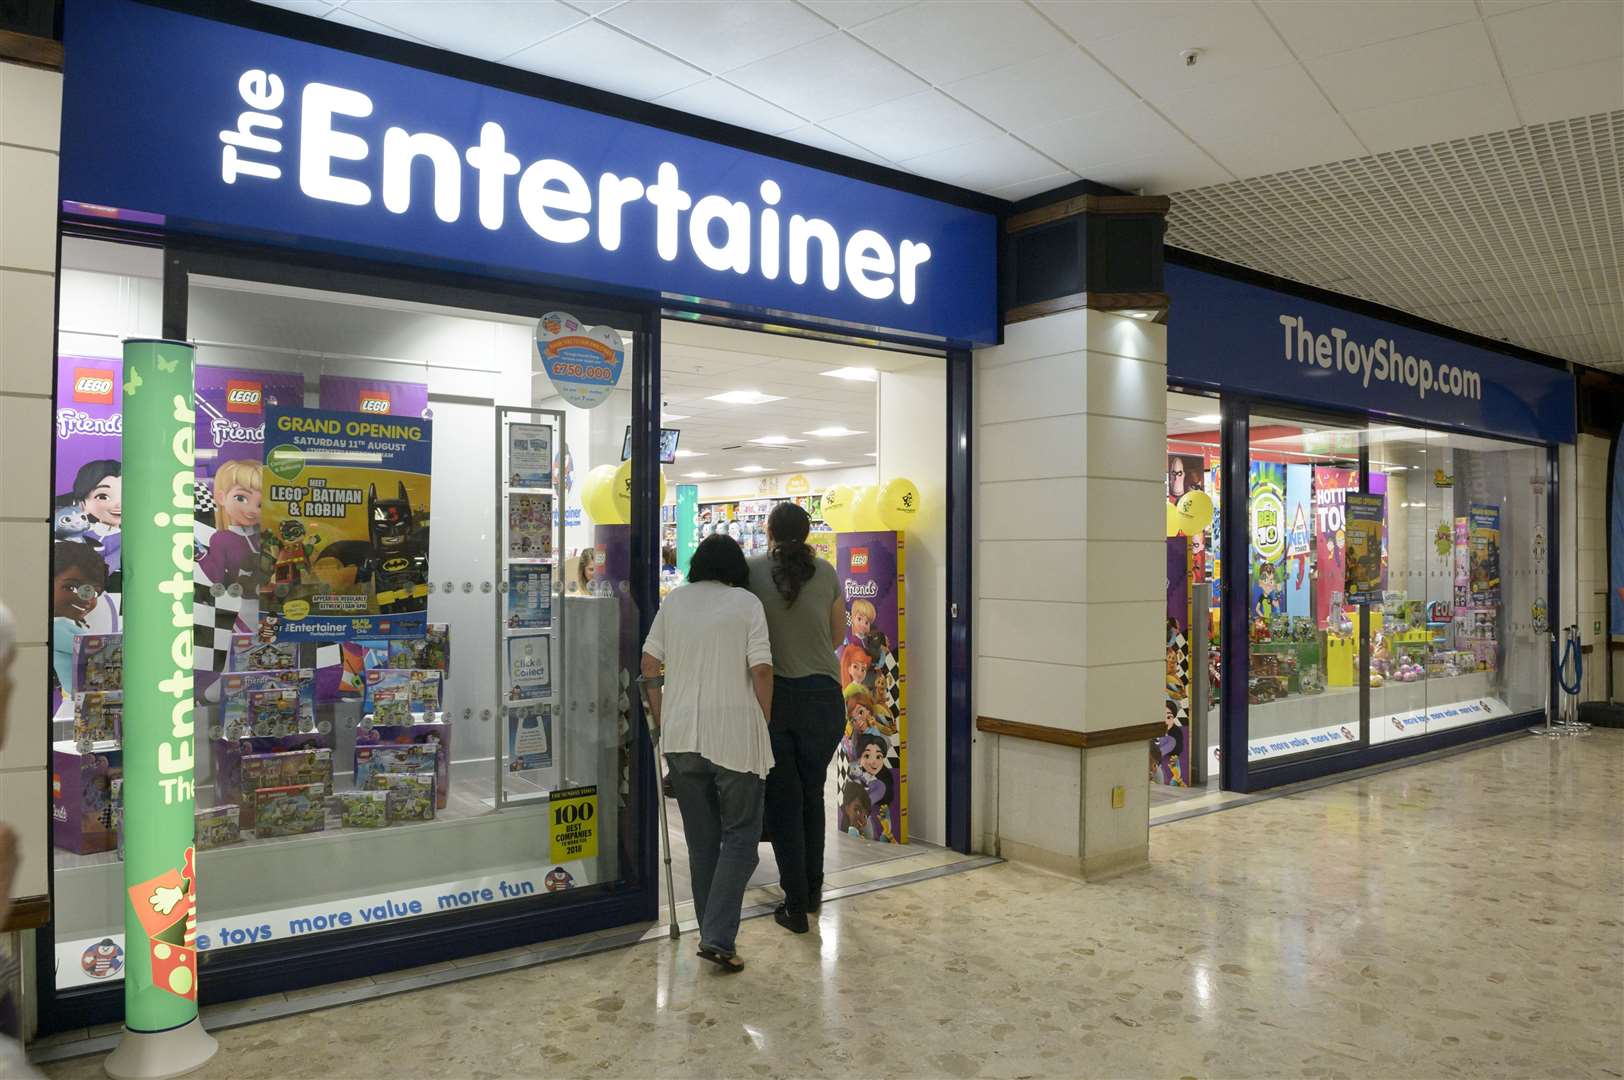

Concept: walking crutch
[[637, 674, 681, 939]]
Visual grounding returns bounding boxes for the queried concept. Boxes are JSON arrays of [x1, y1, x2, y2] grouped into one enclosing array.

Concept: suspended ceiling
[[251, 0, 1623, 368]]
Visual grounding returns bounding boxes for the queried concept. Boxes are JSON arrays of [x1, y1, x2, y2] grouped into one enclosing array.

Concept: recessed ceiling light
[[736, 465, 767, 473], [821, 367, 878, 382], [683, 471, 714, 479], [662, 412, 689, 422], [708, 390, 785, 405], [673, 449, 705, 458], [1186, 413, 1221, 425], [805, 426, 863, 438], [750, 435, 803, 446], [864, 452, 877, 458], [796, 458, 837, 467], [1126, 310, 1155, 320]]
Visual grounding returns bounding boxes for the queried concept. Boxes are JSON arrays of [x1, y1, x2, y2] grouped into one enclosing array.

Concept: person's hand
[[0, 823, 18, 927]]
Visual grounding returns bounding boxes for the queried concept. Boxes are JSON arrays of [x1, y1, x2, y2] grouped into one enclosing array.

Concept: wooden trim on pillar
[[977, 716, 1166, 749], [1, 894, 50, 932], [1004, 291, 1169, 324], [1006, 194, 1171, 234], [0, 30, 64, 70]]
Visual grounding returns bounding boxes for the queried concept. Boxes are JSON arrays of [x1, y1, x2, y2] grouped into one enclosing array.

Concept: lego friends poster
[[834, 532, 907, 844], [1155, 536, 1193, 787], [318, 374, 430, 419], [259, 406, 433, 641]]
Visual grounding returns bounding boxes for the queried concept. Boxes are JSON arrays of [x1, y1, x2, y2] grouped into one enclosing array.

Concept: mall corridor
[[37, 732, 1623, 1080]]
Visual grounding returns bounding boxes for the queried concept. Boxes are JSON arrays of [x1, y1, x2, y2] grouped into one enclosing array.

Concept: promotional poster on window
[[508, 493, 554, 559], [1312, 467, 1387, 624], [1469, 504, 1502, 607], [834, 532, 907, 844], [507, 422, 553, 488], [506, 565, 553, 629], [52, 358, 124, 699], [1155, 536, 1193, 787], [318, 374, 430, 419], [193, 366, 307, 676], [259, 406, 433, 641], [507, 701, 553, 772], [1344, 492, 1387, 605], [506, 635, 552, 696]]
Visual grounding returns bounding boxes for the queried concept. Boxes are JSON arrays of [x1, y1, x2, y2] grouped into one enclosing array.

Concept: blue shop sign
[[61, 0, 998, 345], [1166, 263, 1575, 445]]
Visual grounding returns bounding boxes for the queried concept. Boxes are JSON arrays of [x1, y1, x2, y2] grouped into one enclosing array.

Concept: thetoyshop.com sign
[[55, 862, 589, 989]]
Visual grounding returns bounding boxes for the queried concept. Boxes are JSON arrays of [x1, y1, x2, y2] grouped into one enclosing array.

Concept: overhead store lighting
[[750, 435, 803, 445], [796, 458, 837, 467], [821, 367, 878, 382], [708, 390, 784, 405], [805, 426, 863, 438], [736, 465, 767, 473], [673, 449, 705, 458]]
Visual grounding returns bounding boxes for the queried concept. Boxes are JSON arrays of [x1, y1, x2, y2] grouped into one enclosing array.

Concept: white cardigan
[[643, 581, 775, 778]]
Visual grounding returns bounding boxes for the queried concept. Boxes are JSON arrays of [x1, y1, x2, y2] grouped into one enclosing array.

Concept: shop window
[[48, 239, 644, 990]]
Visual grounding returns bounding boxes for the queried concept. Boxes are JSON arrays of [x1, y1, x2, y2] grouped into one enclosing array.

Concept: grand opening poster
[[1313, 467, 1388, 624], [834, 531, 907, 844], [260, 406, 432, 641]]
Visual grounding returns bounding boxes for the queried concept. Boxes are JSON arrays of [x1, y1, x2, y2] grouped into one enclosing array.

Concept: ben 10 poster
[[834, 532, 906, 844], [259, 406, 432, 641]]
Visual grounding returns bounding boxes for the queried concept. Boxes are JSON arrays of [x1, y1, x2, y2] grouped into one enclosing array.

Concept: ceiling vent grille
[[1166, 111, 1623, 371]]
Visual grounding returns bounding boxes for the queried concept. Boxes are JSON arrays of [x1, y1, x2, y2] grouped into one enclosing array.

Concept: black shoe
[[773, 904, 809, 934], [807, 890, 821, 913]]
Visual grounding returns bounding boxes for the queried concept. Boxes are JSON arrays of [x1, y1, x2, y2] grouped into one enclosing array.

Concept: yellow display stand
[[1326, 611, 1385, 687]]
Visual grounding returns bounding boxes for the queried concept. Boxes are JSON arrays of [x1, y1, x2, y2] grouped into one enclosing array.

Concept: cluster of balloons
[[1167, 489, 1214, 537], [821, 477, 921, 533], [581, 459, 667, 525]]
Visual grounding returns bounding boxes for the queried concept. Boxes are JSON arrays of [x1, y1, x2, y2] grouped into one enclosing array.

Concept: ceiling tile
[[1032, 0, 1209, 46], [1085, 144, 1233, 195], [653, 79, 806, 135], [848, 0, 1065, 86], [1082, 2, 1296, 106], [1475, 0, 1544, 12], [821, 90, 1004, 162], [1307, 20, 1502, 112], [725, 33, 926, 122], [506, 21, 707, 99], [1202, 117, 1369, 179], [1344, 81, 1520, 152], [943, 46, 1139, 139], [253, 0, 336, 15], [343, 1, 586, 61], [600, 0, 833, 74], [1509, 58, 1624, 125], [1157, 63, 1341, 144], [990, 172, 1079, 202], [322, 7, 428, 44], [777, 124, 894, 165], [1022, 101, 1196, 175], [796, 0, 915, 27], [562, 0, 626, 13], [895, 134, 1063, 190], [1487, 0, 1623, 79], [1257, 1, 1478, 60]]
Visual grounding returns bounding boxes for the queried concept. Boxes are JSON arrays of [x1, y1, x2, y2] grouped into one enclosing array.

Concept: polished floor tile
[[41, 732, 1624, 1079]]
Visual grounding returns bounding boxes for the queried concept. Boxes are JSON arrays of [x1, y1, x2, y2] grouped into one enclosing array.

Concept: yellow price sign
[[549, 786, 598, 864]]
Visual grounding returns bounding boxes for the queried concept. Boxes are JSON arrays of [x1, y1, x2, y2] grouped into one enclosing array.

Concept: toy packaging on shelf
[[247, 687, 302, 737], [239, 747, 334, 827], [216, 668, 318, 741], [375, 771, 435, 822], [253, 783, 328, 838], [72, 690, 122, 750], [337, 790, 390, 828], [51, 744, 122, 854], [356, 719, 451, 808], [229, 635, 298, 672], [72, 634, 122, 693], [390, 625, 451, 675], [356, 743, 437, 793], [363, 668, 443, 725], [211, 730, 335, 806], [195, 804, 242, 850]]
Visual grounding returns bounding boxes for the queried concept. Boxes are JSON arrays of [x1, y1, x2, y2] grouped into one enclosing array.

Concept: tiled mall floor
[[41, 731, 1624, 1079]]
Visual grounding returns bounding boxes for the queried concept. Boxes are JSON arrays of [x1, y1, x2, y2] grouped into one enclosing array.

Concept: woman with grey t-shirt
[[746, 502, 846, 935]]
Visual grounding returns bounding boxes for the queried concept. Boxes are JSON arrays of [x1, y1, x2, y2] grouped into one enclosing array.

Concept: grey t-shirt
[[747, 553, 841, 682]]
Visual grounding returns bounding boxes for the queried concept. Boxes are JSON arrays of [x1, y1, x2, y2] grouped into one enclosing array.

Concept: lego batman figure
[[366, 481, 429, 613]]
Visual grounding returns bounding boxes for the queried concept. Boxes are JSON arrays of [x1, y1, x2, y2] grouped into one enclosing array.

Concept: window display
[[49, 243, 642, 991]]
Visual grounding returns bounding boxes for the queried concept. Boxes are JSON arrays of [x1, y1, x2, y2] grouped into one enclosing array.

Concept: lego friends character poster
[[1155, 537, 1193, 787], [260, 406, 432, 641], [834, 532, 907, 844]]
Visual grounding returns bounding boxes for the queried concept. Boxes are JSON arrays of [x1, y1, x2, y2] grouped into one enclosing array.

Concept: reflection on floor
[[38, 731, 1623, 1079]]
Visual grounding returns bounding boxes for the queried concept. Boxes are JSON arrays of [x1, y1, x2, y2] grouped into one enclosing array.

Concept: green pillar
[[676, 484, 698, 577]]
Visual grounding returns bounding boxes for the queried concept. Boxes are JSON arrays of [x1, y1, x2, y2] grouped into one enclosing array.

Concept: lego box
[[253, 783, 328, 839], [375, 772, 435, 822], [72, 634, 122, 694], [212, 732, 334, 807], [195, 804, 242, 850], [336, 790, 390, 828], [238, 748, 333, 828], [72, 690, 122, 750], [356, 718, 451, 809], [52, 744, 122, 854]]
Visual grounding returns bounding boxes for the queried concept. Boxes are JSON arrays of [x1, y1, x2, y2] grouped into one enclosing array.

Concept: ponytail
[[766, 502, 817, 606]]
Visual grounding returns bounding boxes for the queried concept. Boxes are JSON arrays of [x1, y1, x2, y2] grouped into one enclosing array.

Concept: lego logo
[[359, 393, 391, 414], [850, 549, 869, 572], [225, 381, 262, 413], [72, 370, 115, 403]]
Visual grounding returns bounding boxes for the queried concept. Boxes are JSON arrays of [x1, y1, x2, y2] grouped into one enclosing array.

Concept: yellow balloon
[[878, 477, 921, 532], [851, 485, 884, 531], [1177, 490, 1214, 533], [610, 458, 634, 524], [583, 464, 618, 524], [659, 468, 668, 506], [821, 485, 854, 532]]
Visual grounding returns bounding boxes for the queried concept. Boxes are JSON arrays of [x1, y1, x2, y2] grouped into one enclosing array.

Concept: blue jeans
[[666, 752, 763, 958]]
